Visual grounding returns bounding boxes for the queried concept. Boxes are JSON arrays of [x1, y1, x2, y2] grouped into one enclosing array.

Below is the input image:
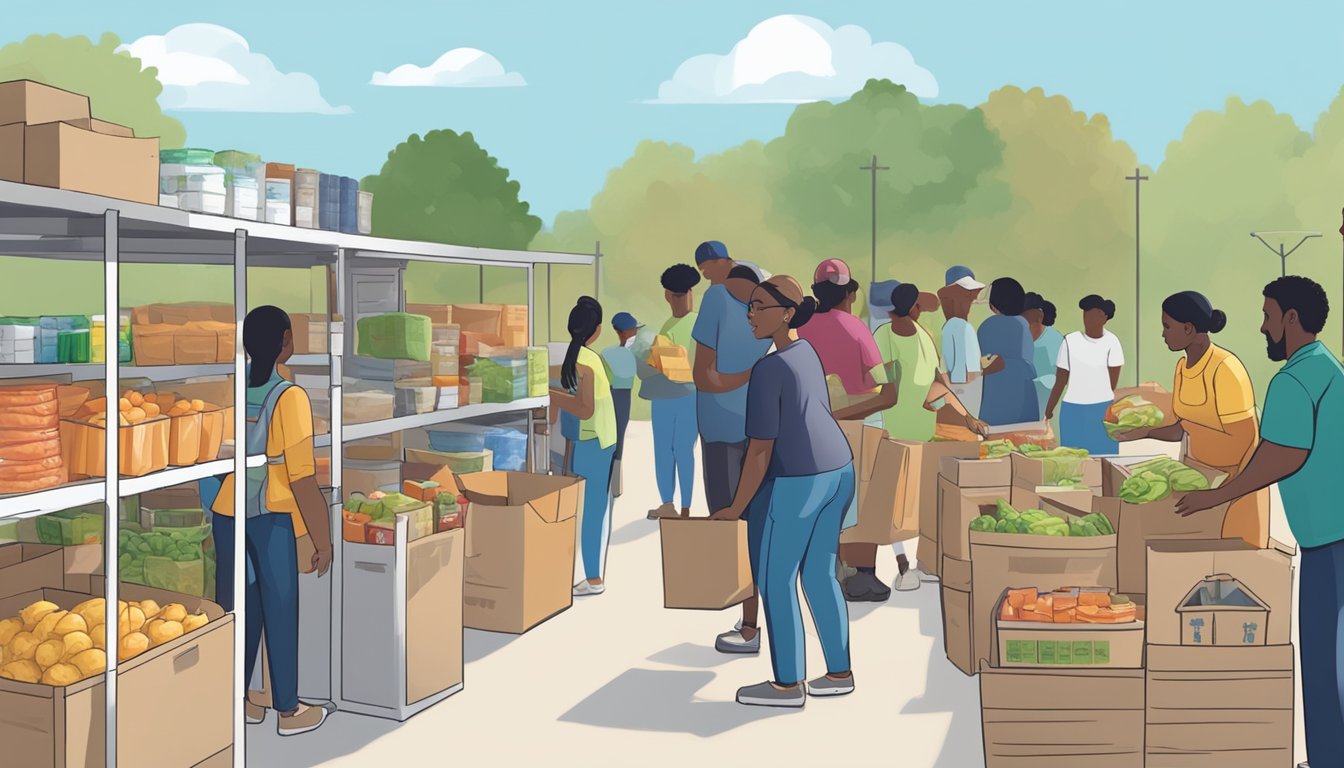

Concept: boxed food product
[[0, 80, 90, 127], [356, 313, 431, 361], [1145, 538, 1294, 647], [451, 304, 505, 336], [343, 462, 402, 496], [22, 121, 158, 204], [293, 168, 319, 228], [527, 347, 548, 398], [405, 448, 494, 475], [394, 379, 439, 416], [345, 433, 403, 462], [937, 477, 1010, 564], [406, 304, 453, 326], [289, 313, 327, 355], [343, 391, 394, 425], [980, 662, 1144, 768], [1144, 644, 1293, 767], [1010, 449, 1101, 489], [993, 587, 1143, 668], [458, 471, 581, 633], [658, 518, 752, 610], [130, 323, 175, 366], [357, 190, 373, 235], [941, 555, 973, 675]]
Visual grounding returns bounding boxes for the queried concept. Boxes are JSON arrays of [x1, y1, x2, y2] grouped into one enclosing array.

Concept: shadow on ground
[[899, 580, 982, 767], [246, 711, 400, 768], [559, 668, 787, 737], [610, 517, 657, 546], [647, 642, 742, 669], [464, 629, 520, 663]]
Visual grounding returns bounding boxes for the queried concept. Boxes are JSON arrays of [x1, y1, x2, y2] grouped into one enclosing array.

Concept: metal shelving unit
[[0, 178, 591, 767]]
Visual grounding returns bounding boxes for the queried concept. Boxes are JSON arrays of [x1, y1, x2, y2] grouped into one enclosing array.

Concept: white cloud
[[118, 24, 351, 114], [651, 15, 938, 104], [371, 48, 526, 88]]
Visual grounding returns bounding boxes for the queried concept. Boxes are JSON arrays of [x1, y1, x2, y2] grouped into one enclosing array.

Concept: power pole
[[859, 155, 889, 291], [1125, 168, 1148, 386]]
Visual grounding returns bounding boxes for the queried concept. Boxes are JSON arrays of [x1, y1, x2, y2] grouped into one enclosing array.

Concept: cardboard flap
[[1177, 574, 1268, 611]]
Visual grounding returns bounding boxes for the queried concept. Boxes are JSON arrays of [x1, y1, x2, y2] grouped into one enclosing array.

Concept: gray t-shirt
[[746, 340, 853, 478]]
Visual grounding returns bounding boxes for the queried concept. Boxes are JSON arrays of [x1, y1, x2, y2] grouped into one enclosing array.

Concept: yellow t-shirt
[[211, 386, 316, 537], [1174, 344, 1258, 469]]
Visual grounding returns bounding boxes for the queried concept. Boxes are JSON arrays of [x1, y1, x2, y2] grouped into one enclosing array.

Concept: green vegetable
[[969, 515, 998, 533], [1020, 510, 1049, 524], [995, 518, 1016, 534], [995, 499, 1020, 521], [1081, 513, 1115, 535], [1105, 395, 1165, 438]]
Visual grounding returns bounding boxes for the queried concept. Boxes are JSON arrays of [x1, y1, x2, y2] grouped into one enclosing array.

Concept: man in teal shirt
[[602, 312, 641, 498], [1177, 276, 1341, 768]]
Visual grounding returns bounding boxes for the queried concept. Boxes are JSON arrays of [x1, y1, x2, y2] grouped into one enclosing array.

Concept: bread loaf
[[0, 437, 61, 462]]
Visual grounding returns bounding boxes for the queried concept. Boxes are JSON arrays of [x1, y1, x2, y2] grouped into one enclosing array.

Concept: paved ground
[[247, 422, 1306, 767]]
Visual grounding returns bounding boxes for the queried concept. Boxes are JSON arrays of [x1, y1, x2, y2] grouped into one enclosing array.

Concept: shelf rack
[[0, 179, 592, 768]]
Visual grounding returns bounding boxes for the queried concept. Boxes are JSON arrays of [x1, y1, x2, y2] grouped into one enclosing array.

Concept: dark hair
[[1024, 292, 1058, 326], [561, 296, 603, 391], [728, 265, 761, 284], [1042, 301, 1057, 327], [890, 283, 919, 317], [243, 306, 292, 387], [1079, 294, 1117, 320], [813, 280, 859, 313], [661, 264, 701, 294], [758, 282, 818, 329], [988, 277, 1026, 316], [1162, 291, 1226, 334], [1263, 276, 1330, 334]]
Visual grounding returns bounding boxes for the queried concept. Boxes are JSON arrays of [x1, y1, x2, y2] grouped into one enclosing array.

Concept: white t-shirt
[[1057, 330, 1124, 404]]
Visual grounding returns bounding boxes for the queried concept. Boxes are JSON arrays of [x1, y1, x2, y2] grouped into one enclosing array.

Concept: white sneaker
[[573, 580, 606, 596], [715, 628, 760, 654], [894, 570, 921, 592]]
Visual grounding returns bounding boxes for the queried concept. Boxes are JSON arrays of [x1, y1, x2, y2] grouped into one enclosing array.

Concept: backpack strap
[[246, 378, 293, 459]]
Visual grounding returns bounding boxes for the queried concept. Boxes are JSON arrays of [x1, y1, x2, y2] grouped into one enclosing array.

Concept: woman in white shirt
[[1044, 295, 1125, 454]]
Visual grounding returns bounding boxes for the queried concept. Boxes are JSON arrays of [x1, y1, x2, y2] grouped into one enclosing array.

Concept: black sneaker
[[842, 571, 891, 603]]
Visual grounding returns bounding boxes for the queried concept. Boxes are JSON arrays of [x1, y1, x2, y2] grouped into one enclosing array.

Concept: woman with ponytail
[[711, 276, 857, 708], [550, 296, 619, 596], [1114, 291, 1268, 547], [210, 306, 332, 736]]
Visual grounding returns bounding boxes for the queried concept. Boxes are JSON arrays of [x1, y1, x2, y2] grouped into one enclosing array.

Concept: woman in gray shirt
[[712, 275, 856, 708]]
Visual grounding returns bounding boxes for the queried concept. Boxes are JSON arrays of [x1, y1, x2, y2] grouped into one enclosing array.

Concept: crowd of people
[[546, 238, 1343, 749]]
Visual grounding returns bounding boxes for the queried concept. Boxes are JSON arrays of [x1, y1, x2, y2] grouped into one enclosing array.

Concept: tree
[[0, 33, 185, 146], [361, 129, 542, 249]]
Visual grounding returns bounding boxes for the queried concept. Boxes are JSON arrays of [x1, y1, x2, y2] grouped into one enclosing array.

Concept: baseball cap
[[813, 258, 853, 286], [945, 265, 985, 291], [612, 312, 643, 332], [735, 261, 770, 282], [694, 240, 730, 264]]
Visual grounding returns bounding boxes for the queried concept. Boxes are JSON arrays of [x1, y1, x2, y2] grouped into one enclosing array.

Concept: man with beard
[[1176, 276, 1341, 768]]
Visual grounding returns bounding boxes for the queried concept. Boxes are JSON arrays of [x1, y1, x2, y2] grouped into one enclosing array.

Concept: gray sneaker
[[715, 628, 760, 654], [894, 570, 922, 592], [737, 681, 805, 708], [806, 674, 856, 697]]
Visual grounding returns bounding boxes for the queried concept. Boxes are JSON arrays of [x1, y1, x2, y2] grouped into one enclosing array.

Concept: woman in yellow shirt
[[1116, 292, 1268, 547], [210, 306, 333, 736]]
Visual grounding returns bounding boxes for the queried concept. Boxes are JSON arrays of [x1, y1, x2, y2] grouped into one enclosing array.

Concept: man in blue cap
[[939, 265, 986, 418], [602, 311, 643, 498]]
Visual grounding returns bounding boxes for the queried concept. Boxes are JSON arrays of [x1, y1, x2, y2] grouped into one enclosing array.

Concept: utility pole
[[859, 155, 889, 291], [1125, 168, 1148, 386], [1250, 231, 1321, 278], [594, 240, 602, 301]]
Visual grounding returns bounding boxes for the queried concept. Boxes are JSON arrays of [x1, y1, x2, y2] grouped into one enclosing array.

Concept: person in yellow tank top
[[550, 296, 618, 597], [1115, 292, 1268, 547]]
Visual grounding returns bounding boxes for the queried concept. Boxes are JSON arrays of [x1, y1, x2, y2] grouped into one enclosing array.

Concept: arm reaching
[[710, 438, 774, 520], [1174, 440, 1308, 517]]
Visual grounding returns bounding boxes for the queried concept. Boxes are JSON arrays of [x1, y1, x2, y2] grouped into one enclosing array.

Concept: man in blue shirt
[[939, 265, 985, 417], [1177, 276, 1341, 768], [602, 312, 641, 497], [691, 240, 773, 654]]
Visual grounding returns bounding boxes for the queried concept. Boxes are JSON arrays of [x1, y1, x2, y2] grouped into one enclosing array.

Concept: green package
[[357, 312, 432, 361]]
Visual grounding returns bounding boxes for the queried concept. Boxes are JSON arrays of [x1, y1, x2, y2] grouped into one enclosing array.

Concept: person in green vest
[[550, 296, 619, 597]]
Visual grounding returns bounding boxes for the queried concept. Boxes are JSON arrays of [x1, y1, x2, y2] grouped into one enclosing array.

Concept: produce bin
[[165, 409, 203, 466], [340, 523, 464, 720], [60, 416, 170, 478]]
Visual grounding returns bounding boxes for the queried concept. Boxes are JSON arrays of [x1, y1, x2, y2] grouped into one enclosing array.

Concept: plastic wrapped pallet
[[159, 149, 226, 214]]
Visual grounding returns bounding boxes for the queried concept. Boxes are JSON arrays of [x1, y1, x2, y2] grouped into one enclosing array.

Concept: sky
[[7, 0, 1344, 226]]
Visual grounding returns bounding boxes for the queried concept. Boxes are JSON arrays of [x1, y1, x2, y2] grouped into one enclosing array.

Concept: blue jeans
[[651, 395, 698, 507], [213, 513, 301, 713], [1301, 538, 1344, 763], [753, 465, 855, 686], [1061, 401, 1118, 454], [572, 438, 616, 581], [612, 389, 632, 461]]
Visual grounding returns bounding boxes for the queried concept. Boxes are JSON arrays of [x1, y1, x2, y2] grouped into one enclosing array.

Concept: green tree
[[0, 33, 185, 146]]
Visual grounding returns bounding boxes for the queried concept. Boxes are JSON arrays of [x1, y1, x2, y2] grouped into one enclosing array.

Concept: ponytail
[[561, 296, 603, 391], [790, 297, 818, 329], [243, 306, 292, 387]]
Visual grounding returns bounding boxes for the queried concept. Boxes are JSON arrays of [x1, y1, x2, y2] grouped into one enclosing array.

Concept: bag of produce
[[1117, 457, 1209, 503], [1104, 394, 1164, 438]]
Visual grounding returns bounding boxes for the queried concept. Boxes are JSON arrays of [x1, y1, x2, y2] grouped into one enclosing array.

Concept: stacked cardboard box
[[0, 80, 159, 204], [936, 455, 1011, 675], [128, 303, 236, 366]]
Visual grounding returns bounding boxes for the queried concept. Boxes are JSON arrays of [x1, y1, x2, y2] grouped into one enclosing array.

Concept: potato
[[8, 631, 39, 661], [73, 598, 106, 629], [121, 605, 146, 633], [182, 613, 208, 633], [0, 659, 41, 683], [146, 619, 183, 647], [33, 610, 68, 640], [168, 401, 190, 416], [143, 392, 158, 404], [0, 617, 21, 646], [127, 391, 144, 407], [125, 407, 146, 424], [35, 638, 65, 669], [91, 628, 106, 650], [159, 604, 187, 624], [118, 632, 149, 661], [42, 662, 81, 686], [142, 402, 161, 418], [69, 648, 106, 678], [60, 631, 92, 660], [52, 612, 87, 637], [118, 397, 132, 413], [20, 600, 59, 629]]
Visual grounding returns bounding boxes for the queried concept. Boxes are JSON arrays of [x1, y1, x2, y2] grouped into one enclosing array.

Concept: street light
[[1249, 230, 1321, 277]]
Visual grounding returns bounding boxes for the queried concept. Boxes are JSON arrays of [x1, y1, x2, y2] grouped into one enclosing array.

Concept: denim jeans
[[752, 464, 855, 686], [572, 437, 616, 581], [1300, 538, 1344, 763], [651, 395, 698, 508], [213, 513, 301, 713]]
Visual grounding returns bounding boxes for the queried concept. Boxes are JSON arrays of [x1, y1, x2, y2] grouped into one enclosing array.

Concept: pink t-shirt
[[797, 310, 882, 394]]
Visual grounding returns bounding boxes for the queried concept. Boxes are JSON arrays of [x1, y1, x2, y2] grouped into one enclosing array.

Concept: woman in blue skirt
[[1044, 294, 1125, 454]]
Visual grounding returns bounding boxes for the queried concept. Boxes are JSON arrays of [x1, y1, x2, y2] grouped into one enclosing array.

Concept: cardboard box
[[451, 304, 505, 336], [0, 585, 232, 768], [406, 304, 453, 326], [67, 117, 134, 138], [23, 121, 158, 204], [1096, 457, 1230, 595], [343, 461, 402, 495], [845, 436, 977, 548], [289, 313, 328, 355], [981, 662, 1145, 768], [658, 518, 752, 610], [0, 80, 90, 127], [0, 122, 23, 182], [942, 556, 973, 676], [458, 471, 581, 633], [404, 447, 493, 475], [0, 543, 64, 598], [969, 515, 1118, 668], [1146, 539, 1294, 647], [345, 432, 403, 462], [996, 616, 1145, 669], [940, 455, 1011, 488], [1145, 644, 1294, 767], [343, 391, 394, 425], [1177, 575, 1269, 646], [60, 416, 169, 478], [937, 477, 1010, 563], [1031, 484, 1096, 512], [1010, 451, 1103, 489]]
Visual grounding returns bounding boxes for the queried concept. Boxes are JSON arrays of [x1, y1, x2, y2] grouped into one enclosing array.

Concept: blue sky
[[8, 1, 1344, 226]]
